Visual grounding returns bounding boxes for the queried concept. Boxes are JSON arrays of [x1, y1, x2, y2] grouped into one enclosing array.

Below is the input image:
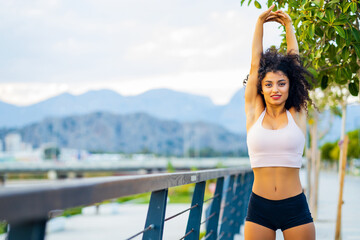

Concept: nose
[[272, 85, 279, 93]]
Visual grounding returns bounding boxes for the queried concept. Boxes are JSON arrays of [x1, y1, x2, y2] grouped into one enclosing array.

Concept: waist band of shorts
[[251, 191, 305, 204]]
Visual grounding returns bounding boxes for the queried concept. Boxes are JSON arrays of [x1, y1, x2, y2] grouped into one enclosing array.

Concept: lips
[[271, 95, 281, 99]]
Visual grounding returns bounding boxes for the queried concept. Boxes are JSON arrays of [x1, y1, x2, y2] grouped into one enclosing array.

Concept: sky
[[0, 0, 285, 106]]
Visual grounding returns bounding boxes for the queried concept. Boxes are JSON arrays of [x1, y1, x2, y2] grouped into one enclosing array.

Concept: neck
[[265, 105, 286, 118]]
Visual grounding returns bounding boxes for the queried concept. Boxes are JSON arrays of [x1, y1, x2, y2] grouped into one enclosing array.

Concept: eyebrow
[[264, 79, 287, 83]]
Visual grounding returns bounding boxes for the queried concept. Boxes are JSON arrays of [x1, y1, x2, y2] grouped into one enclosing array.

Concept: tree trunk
[[314, 149, 321, 220], [306, 145, 311, 200], [309, 109, 318, 216], [335, 102, 348, 240]]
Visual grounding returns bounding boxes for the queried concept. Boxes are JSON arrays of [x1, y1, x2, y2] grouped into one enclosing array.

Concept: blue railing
[[0, 167, 253, 240]]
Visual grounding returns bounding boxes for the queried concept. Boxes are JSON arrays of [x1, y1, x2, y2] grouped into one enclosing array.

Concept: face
[[261, 71, 290, 106]]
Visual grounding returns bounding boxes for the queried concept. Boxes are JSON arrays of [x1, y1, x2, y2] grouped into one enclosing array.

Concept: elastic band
[[251, 191, 305, 204]]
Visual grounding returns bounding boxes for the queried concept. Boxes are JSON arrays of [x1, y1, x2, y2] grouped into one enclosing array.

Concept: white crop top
[[246, 108, 305, 168]]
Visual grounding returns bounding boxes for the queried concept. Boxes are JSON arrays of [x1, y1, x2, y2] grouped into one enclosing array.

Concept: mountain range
[[0, 88, 359, 146], [0, 112, 247, 156]]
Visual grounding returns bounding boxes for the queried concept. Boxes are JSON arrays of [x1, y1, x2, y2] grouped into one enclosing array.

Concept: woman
[[243, 5, 316, 240]]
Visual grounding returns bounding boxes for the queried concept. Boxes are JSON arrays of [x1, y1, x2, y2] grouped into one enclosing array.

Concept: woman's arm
[[245, 5, 276, 122], [249, 5, 276, 74], [275, 11, 299, 55]]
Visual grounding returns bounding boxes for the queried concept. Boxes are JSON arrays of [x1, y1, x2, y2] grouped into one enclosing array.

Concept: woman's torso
[[246, 105, 306, 200]]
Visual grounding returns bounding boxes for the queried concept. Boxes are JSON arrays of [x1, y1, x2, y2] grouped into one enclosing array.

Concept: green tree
[[320, 129, 360, 161], [348, 129, 360, 158], [320, 141, 338, 161]]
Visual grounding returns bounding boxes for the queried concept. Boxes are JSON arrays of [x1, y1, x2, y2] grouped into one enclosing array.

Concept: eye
[[265, 84, 272, 87], [279, 83, 286, 86]]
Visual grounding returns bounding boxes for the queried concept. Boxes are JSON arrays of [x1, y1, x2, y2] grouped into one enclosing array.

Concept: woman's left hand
[[264, 12, 285, 26], [273, 10, 292, 27]]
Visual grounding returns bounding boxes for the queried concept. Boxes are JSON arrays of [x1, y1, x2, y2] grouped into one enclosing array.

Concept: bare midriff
[[252, 167, 303, 200]]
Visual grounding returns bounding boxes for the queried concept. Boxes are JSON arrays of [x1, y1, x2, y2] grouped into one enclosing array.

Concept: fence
[[0, 167, 253, 240]]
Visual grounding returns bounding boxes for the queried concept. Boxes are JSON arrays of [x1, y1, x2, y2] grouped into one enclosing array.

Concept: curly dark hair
[[243, 47, 316, 113]]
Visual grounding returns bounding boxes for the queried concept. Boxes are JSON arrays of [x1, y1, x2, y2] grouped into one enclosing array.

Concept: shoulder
[[289, 106, 307, 136]]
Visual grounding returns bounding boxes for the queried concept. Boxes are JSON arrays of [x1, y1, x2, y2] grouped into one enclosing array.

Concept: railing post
[[205, 177, 224, 240], [240, 172, 254, 230], [0, 173, 6, 186], [8, 219, 47, 240], [219, 175, 236, 240], [232, 173, 245, 235], [184, 181, 206, 240], [143, 189, 168, 240]]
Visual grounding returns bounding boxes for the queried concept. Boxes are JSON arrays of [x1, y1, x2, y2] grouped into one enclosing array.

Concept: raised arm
[[245, 5, 276, 116], [275, 10, 299, 55], [249, 5, 276, 74]]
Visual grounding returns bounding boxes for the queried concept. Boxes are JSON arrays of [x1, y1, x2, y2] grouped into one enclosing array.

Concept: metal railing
[[0, 167, 253, 240]]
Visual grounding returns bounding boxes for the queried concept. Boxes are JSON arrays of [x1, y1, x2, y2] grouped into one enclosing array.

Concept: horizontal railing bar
[[200, 212, 216, 225], [217, 231, 225, 240], [0, 167, 250, 224], [125, 224, 154, 240], [179, 228, 194, 240], [203, 193, 219, 203], [202, 230, 213, 240], [164, 204, 198, 222]]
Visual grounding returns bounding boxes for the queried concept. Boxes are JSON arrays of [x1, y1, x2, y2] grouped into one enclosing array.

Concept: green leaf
[[303, 42, 310, 50], [350, 2, 357, 13], [316, 49, 322, 58], [316, 11, 325, 19], [335, 69, 342, 84], [326, 9, 335, 23], [344, 67, 352, 79], [254, 0, 261, 9], [329, 45, 336, 59], [308, 24, 315, 38], [294, 18, 301, 28], [349, 82, 359, 96], [343, 2, 351, 13], [345, 29, 351, 45], [240, 0, 246, 6], [267, 0, 274, 8], [330, 106, 342, 117], [334, 26, 346, 38], [308, 67, 318, 78], [324, 44, 330, 52], [315, 26, 324, 36], [313, 0, 321, 7], [353, 44, 360, 59], [248, 0, 253, 6], [333, 20, 347, 26], [321, 75, 329, 89], [329, 0, 340, 4], [350, 27, 360, 42], [341, 48, 350, 61]]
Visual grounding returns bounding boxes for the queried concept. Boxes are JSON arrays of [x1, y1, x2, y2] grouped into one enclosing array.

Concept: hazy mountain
[[0, 88, 359, 145], [0, 89, 219, 127], [0, 112, 246, 155]]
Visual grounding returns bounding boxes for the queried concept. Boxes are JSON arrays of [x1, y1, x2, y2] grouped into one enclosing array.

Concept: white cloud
[[0, 0, 286, 106]]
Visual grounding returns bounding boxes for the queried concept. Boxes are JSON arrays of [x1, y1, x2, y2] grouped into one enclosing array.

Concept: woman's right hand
[[257, 4, 275, 23]]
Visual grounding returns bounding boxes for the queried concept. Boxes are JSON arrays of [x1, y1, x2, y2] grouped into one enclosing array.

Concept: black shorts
[[245, 191, 313, 231]]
